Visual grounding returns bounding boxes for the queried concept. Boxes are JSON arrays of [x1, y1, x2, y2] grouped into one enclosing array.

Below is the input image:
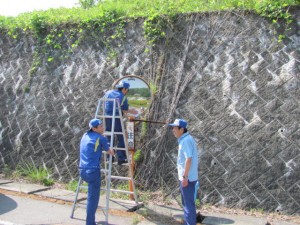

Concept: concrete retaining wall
[[0, 9, 299, 214]]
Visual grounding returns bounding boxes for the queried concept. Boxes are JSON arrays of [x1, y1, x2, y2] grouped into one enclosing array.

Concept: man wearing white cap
[[79, 118, 114, 225], [168, 119, 199, 225]]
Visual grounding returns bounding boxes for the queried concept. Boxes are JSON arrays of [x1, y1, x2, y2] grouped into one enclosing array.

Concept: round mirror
[[112, 75, 151, 115]]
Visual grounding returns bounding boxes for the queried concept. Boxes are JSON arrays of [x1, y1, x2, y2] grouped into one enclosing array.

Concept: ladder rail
[[70, 177, 82, 218], [103, 98, 117, 223]]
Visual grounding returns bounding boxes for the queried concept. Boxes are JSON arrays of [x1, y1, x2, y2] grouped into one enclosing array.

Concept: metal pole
[[126, 121, 135, 200], [128, 118, 166, 125], [126, 117, 165, 201]]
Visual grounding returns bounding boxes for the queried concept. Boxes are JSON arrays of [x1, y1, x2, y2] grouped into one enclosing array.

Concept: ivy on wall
[[23, 11, 126, 92], [0, 1, 298, 92], [144, 14, 166, 47], [255, 1, 295, 42]]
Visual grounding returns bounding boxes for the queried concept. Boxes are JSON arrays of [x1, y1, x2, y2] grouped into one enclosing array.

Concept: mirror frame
[[112, 75, 151, 92]]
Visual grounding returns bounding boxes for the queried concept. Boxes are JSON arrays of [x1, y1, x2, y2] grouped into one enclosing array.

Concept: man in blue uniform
[[168, 119, 199, 225], [79, 118, 114, 225], [104, 80, 137, 165]]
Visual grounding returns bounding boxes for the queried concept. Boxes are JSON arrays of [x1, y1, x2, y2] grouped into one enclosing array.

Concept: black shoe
[[196, 212, 206, 223], [118, 159, 128, 165]]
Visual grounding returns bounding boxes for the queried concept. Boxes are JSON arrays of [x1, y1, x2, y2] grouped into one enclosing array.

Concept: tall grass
[[16, 162, 54, 186], [0, 0, 298, 31]]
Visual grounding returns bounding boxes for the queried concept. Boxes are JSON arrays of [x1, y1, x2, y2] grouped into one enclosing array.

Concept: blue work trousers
[[80, 169, 101, 225], [180, 180, 197, 225], [105, 118, 126, 160]]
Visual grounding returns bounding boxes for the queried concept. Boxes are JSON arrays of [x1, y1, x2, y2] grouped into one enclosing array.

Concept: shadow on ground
[[139, 207, 183, 225], [0, 193, 17, 215], [200, 215, 235, 225]]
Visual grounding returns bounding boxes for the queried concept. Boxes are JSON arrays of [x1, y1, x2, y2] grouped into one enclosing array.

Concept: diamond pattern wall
[[0, 9, 299, 214]]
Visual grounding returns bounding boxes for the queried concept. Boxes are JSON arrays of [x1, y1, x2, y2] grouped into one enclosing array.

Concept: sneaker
[[118, 159, 128, 165]]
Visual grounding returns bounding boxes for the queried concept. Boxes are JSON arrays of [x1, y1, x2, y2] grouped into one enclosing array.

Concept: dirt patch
[[0, 188, 70, 205]]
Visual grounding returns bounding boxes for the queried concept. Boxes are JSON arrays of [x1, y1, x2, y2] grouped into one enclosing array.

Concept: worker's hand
[[129, 108, 138, 115], [182, 178, 188, 188], [107, 148, 115, 156]]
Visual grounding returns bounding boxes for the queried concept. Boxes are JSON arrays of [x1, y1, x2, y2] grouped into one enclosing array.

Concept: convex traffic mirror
[[112, 75, 151, 115]]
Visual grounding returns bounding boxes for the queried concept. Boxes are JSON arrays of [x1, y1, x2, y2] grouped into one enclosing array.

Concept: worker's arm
[[107, 148, 115, 156], [182, 157, 192, 187], [123, 108, 138, 115]]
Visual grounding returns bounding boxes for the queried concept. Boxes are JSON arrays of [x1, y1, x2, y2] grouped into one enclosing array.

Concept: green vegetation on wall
[[1, 0, 298, 37], [144, 14, 166, 46], [0, 0, 298, 43], [255, 0, 296, 42], [0, 0, 298, 92]]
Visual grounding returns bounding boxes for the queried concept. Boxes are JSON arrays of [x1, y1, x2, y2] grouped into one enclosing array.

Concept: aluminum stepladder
[[70, 98, 138, 224]]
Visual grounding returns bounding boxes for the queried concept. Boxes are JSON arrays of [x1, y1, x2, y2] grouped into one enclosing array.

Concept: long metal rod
[[129, 118, 166, 124]]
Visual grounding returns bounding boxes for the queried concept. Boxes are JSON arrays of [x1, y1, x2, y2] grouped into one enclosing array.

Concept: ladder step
[[105, 161, 130, 166], [96, 115, 122, 119], [111, 175, 132, 180], [104, 132, 124, 135], [112, 147, 126, 150], [101, 188, 134, 194], [111, 189, 135, 194], [78, 185, 88, 189], [102, 147, 127, 151]]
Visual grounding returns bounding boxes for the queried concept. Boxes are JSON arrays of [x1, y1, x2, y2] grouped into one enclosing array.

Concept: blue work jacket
[[79, 131, 110, 169]]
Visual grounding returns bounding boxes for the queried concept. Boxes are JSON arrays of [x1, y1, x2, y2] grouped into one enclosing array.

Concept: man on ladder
[[104, 80, 138, 165], [79, 118, 114, 225]]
